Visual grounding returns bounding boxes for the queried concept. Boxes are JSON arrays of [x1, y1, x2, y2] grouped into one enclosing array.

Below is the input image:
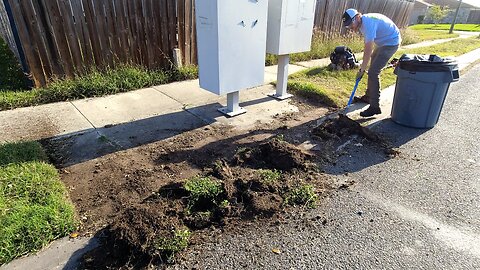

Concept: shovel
[[343, 77, 361, 114]]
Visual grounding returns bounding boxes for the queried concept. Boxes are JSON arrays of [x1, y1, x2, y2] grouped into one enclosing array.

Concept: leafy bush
[[0, 37, 28, 91]]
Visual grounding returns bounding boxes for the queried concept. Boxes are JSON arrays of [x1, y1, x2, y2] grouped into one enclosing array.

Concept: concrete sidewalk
[[1, 35, 478, 144], [1, 36, 480, 270]]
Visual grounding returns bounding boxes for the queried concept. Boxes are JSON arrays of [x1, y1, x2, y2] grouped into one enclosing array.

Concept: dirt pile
[[233, 137, 315, 171], [78, 136, 330, 269], [312, 114, 380, 141], [312, 114, 400, 156]]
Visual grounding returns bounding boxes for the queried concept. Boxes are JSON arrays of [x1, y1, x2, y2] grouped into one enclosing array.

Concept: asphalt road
[[168, 63, 480, 269]]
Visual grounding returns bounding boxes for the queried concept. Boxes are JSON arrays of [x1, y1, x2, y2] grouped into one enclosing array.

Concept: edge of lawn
[[0, 141, 76, 265]]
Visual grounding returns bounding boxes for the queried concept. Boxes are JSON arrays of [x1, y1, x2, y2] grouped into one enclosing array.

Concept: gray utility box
[[391, 54, 459, 128]]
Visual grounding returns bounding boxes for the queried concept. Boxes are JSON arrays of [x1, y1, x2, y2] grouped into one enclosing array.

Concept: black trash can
[[391, 54, 459, 128]]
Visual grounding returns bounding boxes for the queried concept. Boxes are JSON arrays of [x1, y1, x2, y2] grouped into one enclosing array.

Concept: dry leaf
[[272, 248, 281, 254]]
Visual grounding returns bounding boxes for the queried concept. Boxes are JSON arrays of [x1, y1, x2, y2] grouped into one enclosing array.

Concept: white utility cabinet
[[267, 0, 317, 55], [266, 0, 316, 100], [195, 0, 268, 96]]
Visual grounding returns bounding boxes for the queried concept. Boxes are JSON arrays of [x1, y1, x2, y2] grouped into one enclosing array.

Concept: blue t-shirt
[[360, 13, 401, 47]]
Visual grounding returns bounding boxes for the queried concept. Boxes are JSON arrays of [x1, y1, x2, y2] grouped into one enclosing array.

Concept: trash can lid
[[398, 54, 458, 72]]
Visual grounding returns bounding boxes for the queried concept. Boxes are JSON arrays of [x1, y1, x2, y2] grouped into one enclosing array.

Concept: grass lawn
[[401, 28, 458, 45], [0, 64, 198, 111], [288, 36, 480, 108], [268, 27, 459, 65], [0, 141, 76, 265], [410, 24, 480, 32]]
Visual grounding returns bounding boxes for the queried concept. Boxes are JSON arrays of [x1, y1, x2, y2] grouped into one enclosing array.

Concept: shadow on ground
[[41, 104, 219, 167], [323, 117, 429, 175]]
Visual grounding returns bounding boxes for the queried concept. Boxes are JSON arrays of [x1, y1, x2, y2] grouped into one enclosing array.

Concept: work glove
[[356, 69, 365, 81]]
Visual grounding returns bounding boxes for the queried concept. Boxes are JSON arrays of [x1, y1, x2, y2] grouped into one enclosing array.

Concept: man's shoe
[[360, 106, 381, 117], [353, 95, 369, 104]]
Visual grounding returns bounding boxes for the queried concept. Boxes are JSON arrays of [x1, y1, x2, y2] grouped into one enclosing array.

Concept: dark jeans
[[367, 45, 399, 108]]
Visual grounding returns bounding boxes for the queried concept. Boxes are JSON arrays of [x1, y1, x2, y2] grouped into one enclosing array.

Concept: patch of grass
[[284, 184, 318, 208], [184, 176, 224, 211], [288, 66, 396, 108], [258, 169, 282, 184], [0, 141, 76, 265], [267, 28, 453, 65], [409, 24, 480, 32], [266, 34, 364, 66], [395, 36, 480, 58], [0, 64, 198, 111], [401, 28, 458, 45], [0, 141, 48, 166], [153, 228, 191, 263], [0, 38, 29, 91], [288, 37, 480, 108]]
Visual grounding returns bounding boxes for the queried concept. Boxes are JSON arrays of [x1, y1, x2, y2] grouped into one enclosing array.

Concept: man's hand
[[356, 69, 365, 81]]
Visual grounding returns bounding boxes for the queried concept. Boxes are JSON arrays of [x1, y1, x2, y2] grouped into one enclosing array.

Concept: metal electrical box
[[195, 0, 269, 95], [266, 0, 317, 55]]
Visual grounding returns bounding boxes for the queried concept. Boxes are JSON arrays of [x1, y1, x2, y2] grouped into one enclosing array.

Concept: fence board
[[159, 0, 170, 66], [7, 0, 44, 85], [177, 0, 185, 65], [191, 0, 197, 64], [26, 0, 55, 79], [43, 0, 75, 78], [58, 0, 83, 71], [82, 0, 101, 67], [166, 0, 176, 61], [0, 0, 21, 63], [184, 0, 192, 65]]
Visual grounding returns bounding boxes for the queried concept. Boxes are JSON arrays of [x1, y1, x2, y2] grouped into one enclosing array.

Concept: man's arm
[[360, 41, 375, 71]]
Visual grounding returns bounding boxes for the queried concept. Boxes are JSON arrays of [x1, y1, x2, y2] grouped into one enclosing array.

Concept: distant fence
[[314, 0, 414, 39], [2, 0, 414, 87]]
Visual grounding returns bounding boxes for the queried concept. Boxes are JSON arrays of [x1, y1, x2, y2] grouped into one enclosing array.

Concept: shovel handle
[[346, 78, 361, 107]]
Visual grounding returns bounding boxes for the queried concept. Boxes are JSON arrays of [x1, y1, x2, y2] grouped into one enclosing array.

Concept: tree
[[426, 5, 450, 25]]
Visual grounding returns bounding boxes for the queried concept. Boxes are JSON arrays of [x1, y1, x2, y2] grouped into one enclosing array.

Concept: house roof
[[415, 0, 433, 7], [422, 0, 477, 9]]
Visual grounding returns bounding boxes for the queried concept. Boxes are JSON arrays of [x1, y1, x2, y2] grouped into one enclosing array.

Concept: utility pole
[[449, 0, 463, 34]]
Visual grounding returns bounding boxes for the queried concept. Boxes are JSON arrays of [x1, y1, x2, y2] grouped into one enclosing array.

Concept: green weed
[[184, 176, 224, 210], [284, 184, 318, 208], [153, 228, 191, 263], [258, 169, 282, 184]]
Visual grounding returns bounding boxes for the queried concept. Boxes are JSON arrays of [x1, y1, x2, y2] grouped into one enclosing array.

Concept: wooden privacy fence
[[3, 0, 413, 87], [4, 0, 181, 87]]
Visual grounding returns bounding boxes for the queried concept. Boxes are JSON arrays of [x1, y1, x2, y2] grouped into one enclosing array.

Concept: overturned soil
[[49, 100, 397, 269]]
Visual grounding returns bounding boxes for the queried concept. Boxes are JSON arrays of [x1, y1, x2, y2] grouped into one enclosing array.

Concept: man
[[342, 8, 401, 117]]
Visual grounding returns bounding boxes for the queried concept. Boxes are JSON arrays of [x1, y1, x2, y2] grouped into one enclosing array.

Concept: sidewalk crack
[[69, 101, 96, 129]]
